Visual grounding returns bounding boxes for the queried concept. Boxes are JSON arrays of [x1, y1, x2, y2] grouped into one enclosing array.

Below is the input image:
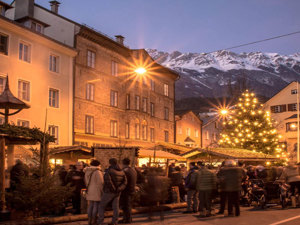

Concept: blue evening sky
[[4, 0, 300, 54]]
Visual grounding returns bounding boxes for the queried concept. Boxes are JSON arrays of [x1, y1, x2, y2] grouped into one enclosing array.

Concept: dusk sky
[[5, 0, 300, 55]]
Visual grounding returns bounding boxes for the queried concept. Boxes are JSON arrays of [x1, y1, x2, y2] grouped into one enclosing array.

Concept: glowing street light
[[220, 109, 228, 116], [134, 67, 146, 75]]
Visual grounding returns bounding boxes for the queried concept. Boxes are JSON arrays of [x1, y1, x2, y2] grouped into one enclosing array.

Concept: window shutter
[[288, 104, 293, 111], [270, 106, 275, 113], [281, 104, 287, 112]]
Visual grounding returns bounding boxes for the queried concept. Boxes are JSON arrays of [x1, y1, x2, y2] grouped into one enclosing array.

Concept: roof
[[139, 149, 185, 160], [175, 110, 202, 123], [0, 1, 13, 9], [184, 136, 195, 143], [156, 142, 193, 153], [50, 145, 91, 155], [264, 81, 298, 105], [285, 114, 298, 120], [0, 77, 30, 109], [181, 148, 277, 161]]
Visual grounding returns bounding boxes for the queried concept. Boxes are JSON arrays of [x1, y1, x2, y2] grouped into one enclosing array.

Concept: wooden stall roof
[[181, 148, 277, 161], [50, 145, 91, 155], [0, 133, 38, 145], [139, 149, 185, 160], [155, 142, 193, 153]]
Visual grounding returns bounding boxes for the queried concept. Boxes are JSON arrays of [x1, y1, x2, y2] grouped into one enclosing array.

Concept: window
[[17, 120, 29, 127], [19, 42, 31, 62], [270, 105, 286, 113], [0, 77, 5, 93], [0, 33, 8, 55], [178, 126, 182, 134], [288, 103, 297, 111], [164, 130, 169, 142], [110, 90, 118, 107], [186, 128, 191, 136], [0, 117, 4, 125], [31, 21, 43, 33], [150, 128, 154, 142], [291, 89, 297, 95], [126, 94, 130, 109], [205, 131, 209, 140], [110, 120, 118, 137], [49, 88, 59, 107], [86, 83, 94, 101], [49, 125, 59, 144], [142, 125, 147, 140], [164, 83, 169, 96], [164, 107, 169, 120], [286, 122, 297, 132], [135, 123, 140, 139], [150, 79, 155, 91], [49, 54, 59, 73], [125, 123, 130, 139], [87, 50, 95, 68], [150, 102, 155, 117], [85, 115, 94, 134], [18, 80, 30, 101], [111, 61, 118, 76], [195, 129, 199, 138], [135, 95, 140, 110], [142, 98, 147, 112]]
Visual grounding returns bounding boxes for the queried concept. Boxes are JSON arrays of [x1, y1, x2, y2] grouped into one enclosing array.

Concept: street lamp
[[134, 67, 146, 75], [220, 109, 228, 116]]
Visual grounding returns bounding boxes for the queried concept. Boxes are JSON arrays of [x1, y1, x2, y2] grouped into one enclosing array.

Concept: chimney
[[49, 0, 60, 14], [115, 35, 124, 45], [14, 0, 34, 20]]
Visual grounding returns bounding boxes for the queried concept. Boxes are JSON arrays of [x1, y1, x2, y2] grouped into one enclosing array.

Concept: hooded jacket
[[103, 164, 127, 193], [84, 166, 104, 201]]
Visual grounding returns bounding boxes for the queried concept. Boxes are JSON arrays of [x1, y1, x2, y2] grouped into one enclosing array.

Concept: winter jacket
[[185, 167, 198, 190], [123, 166, 137, 194], [170, 171, 184, 187], [217, 166, 245, 192], [195, 168, 217, 191], [103, 165, 127, 193], [280, 165, 300, 183], [65, 169, 86, 194], [84, 166, 104, 201]]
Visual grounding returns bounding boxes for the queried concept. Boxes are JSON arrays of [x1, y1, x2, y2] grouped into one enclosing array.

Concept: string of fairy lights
[[218, 90, 288, 162]]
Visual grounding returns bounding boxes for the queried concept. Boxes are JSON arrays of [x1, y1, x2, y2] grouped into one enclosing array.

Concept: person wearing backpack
[[84, 160, 104, 225], [98, 158, 127, 225], [183, 162, 198, 213]]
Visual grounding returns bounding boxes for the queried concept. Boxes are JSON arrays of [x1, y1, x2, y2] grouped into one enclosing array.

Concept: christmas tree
[[219, 90, 284, 156]]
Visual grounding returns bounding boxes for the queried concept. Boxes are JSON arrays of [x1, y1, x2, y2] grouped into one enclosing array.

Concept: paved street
[[56, 207, 300, 225]]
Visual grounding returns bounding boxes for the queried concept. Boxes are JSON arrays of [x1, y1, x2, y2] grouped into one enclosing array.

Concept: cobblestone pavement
[[56, 207, 300, 225]]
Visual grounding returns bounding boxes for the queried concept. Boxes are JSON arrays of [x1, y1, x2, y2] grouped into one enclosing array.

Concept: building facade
[[0, 11, 76, 148], [175, 111, 202, 148], [264, 82, 298, 160]]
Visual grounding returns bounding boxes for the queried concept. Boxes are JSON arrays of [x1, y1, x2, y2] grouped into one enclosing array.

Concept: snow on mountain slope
[[147, 49, 300, 99]]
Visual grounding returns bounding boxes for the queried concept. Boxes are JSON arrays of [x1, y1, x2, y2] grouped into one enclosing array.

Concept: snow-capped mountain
[[147, 49, 300, 99]]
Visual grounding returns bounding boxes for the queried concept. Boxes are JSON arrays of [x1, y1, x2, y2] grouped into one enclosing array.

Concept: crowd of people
[[8, 158, 300, 224]]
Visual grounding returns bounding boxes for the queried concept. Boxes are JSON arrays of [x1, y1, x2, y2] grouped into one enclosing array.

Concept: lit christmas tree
[[219, 90, 284, 156]]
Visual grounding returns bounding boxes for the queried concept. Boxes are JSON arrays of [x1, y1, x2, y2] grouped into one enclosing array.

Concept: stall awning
[[181, 148, 277, 161], [139, 149, 185, 160], [50, 145, 91, 155], [155, 142, 193, 153]]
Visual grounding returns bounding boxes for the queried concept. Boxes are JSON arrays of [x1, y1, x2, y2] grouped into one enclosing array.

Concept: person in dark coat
[[10, 159, 29, 190], [169, 166, 185, 202], [217, 160, 245, 217], [183, 162, 198, 213], [120, 158, 137, 224], [98, 158, 127, 225], [65, 161, 86, 214]]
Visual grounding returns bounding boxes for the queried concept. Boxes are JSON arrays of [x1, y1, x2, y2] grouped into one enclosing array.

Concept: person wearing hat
[[84, 160, 104, 225]]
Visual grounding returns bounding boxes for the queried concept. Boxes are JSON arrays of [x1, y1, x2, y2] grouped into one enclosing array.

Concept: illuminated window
[[135, 123, 140, 139], [19, 42, 31, 62], [135, 95, 140, 110], [150, 79, 155, 91], [110, 120, 118, 137], [31, 21, 43, 33], [195, 129, 199, 138], [142, 98, 147, 112], [164, 107, 169, 120], [142, 125, 147, 140], [0, 77, 5, 93], [86, 83, 94, 101], [150, 128, 154, 142], [49, 54, 59, 73], [126, 94, 130, 109], [206, 131, 209, 140], [0, 33, 8, 55], [164, 83, 169, 96], [18, 80, 30, 101], [17, 120, 29, 128], [164, 130, 169, 142], [85, 115, 94, 134], [49, 158, 63, 166], [150, 102, 155, 117], [125, 123, 130, 139], [286, 122, 298, 132], [49, 88, 59, 108], [87, 50, 95, 68], [49, 125, 59, 144], [186, 128, 191, 136], [110, 90, 118, 107], [111, 61, 118, 76]]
